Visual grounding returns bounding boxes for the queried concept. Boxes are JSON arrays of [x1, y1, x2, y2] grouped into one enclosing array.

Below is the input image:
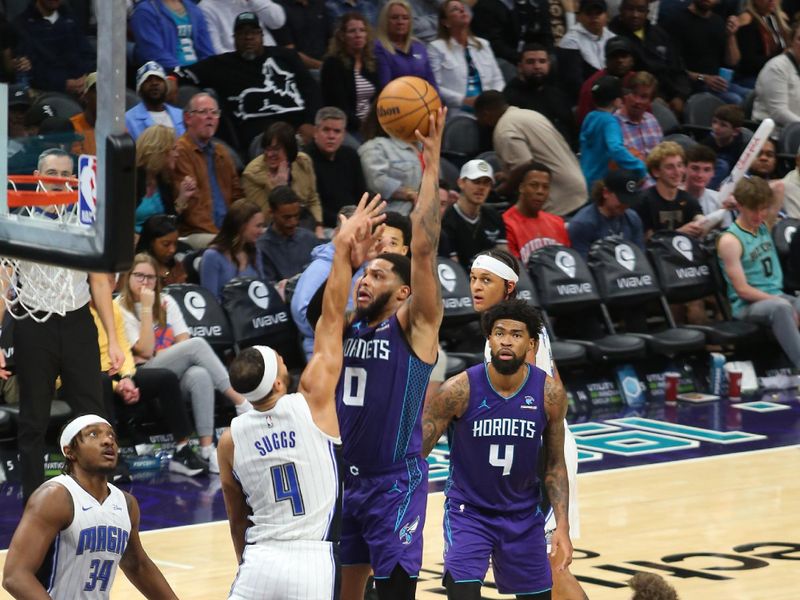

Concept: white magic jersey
[[484, 330, 580, 539], [230, 393, 341, 544], [45, 474, 131, 600]]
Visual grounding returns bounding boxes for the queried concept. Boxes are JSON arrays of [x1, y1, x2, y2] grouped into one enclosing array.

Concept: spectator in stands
[[700, 104, 747, 188], [559, 0, 615, 78], [503, 43, 579, 150], [171, 11, 321, 152], [663, 0, 746, 104], [135, 125, 197, 233], [407, 0, 444, 42], [242, 121, 325, 237], [130, 0, 214, 69], [358, 103, 422, 213], [718, 176, 800, 368], [684, 144, 734, 230], [117, 253, 251, 473], [381, 211, 413, 255], [782, 148, 800, 218], [200, 199, 267, 300], [173, 93, 245, 248], [13, 0, 95, 96], [609, 0, 691, 114], [428, 0, 505, 114], [135, 214, 188, 286], [274, 0, 330, 70], [748, 137, 785, 228], [503, 161, 571, 264], [321, 12, 379, 136], [576, 36, 635, 124], [752, 21, 800, 129], [580, 75, 647, 189], [94, 289, 208, 477], [615, 71, 663, 162], [439, 159, 507, 269], [734, 0, 789, 88], [568, 169, 645, 257], [0, 11, 20, 84], [439, 179, 459, 216], [305, 107, 367, 228], [636, 141, 705, 238], [200, 0, 286, 52], [374, 0, 437, 89], [126, 61, 186, 141], [475, 90, 588, 216], [327, 0, 378, 30], [257, 186, 323, 284], [471, 0, 554, 64], [69, 72, 96, 156]]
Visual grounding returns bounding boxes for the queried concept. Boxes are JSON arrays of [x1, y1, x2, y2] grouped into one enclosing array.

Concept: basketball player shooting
[[218, 193, 386, 599], [2, 415, 178, 599], [421, 299, 572, 599]]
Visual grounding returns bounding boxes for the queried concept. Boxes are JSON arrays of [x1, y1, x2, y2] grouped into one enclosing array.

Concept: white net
[[0, 179, 81, 323]]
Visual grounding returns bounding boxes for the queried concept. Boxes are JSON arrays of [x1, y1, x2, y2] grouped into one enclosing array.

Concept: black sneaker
[[169, 446, 208, 477]]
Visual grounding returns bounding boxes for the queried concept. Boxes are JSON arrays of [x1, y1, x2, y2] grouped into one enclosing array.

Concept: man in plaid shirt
[[615, 71, 663, 162]]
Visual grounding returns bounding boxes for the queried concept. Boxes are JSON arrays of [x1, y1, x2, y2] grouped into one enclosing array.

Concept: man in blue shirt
[[125, 61, 186, 141], [567, 169, 645, 257]]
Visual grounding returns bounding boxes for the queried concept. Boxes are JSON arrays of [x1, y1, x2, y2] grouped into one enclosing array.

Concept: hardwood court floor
[[0, 446, 797, 599]]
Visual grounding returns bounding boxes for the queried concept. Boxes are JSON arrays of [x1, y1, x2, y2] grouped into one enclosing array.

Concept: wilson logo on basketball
[[378, 106, 400, 117]]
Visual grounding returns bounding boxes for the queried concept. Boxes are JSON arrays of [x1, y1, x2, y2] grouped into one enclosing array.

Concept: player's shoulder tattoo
[[443, 371, 471, 417]]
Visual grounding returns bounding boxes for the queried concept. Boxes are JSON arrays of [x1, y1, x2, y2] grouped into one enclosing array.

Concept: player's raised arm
[[119, 493, 179, 599], [402, 108, 446, 364], [421, 371, 470, 457], [2, 484, 72, 599], [299, 193, 386, 434], [543, 374, 573, 571]]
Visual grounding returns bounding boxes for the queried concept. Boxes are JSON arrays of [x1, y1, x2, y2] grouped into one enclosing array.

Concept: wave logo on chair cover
[[183, 291, 207, 321], [614, 244, 636, 272], [248, 281, 270, 310], [672, 236, 694, 261], [437, 263, 457, 293], [555, 251, 576, 278]]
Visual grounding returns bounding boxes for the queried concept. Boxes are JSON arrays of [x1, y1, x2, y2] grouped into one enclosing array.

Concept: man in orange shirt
[[503, 161, 571, 266], [69, 71, 96, 156]]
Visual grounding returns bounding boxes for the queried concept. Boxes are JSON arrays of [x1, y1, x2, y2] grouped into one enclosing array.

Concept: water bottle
[[709, 352, 726, 395], [155, 449, 172, 470]]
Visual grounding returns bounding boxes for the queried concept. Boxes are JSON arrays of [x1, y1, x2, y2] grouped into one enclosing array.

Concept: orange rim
[[7, 175, 80, 208]]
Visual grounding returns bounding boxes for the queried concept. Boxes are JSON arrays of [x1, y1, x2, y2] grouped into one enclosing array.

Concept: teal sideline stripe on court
[[575, 431, 699, 456], [577, 449, 603, 462], [607, 417, 767, 444], [730, 401, 793, 413]]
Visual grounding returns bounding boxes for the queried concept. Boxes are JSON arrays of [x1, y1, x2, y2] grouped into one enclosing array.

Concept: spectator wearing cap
[[559, 0, 616, 77], [579, 75, 647, 190], [69, 72, 96, 155], [200, 0, 286, 52], [126, 62, 186, 141], [576, 36, 635, 124], [13, 0, 95, 96], [609, 0, 691, 114], [8, 85, 32, 139], [440, 159, 507, 270], [567, 169, 645, 257], [304, 107, 367, 229], [614, 71, 663, 164], [130, 0, 215, 69], [503, 43, 579, 150], [171, 11, 321, 153]]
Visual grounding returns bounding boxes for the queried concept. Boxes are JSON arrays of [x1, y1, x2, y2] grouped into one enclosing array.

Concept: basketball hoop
[[0, 175, 82, 322]]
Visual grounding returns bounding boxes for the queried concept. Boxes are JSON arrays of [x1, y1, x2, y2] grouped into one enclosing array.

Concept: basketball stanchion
[[0, 175, 83, 322]]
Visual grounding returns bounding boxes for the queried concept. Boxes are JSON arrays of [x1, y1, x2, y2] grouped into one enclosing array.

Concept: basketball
[[376, 76, 442, 143]]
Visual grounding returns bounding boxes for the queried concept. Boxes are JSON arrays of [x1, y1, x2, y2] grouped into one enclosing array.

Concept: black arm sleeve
[[306, 278, 328, 332]]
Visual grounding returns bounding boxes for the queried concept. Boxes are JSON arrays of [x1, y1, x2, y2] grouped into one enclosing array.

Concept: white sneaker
[[207, 448, 220, 474], [236, 400, 253, 415]]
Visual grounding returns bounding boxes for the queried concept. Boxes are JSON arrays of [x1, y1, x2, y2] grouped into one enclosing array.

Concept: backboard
[[0, 0, 134, 272]]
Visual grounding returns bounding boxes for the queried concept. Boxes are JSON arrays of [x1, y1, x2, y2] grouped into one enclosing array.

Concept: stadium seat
[[742, 90, 756, 120], [442, 115, 481, 167], [682, 93, 725, 137], [435, 258, 481, 363], [587, 237, 707, 356], [213, 137, 244, 173], [647, 231, 759, 345], [771, 218, 800, 293], [445, 354, 467, 379], [125, 87, 140, 110], [778, 122, 800, 169], [221, 277, 306, 369], [176, 84, 202, 109], [663, 133, 697, 153], [248, 132, 264, 162], [651, 99, 680, 136], [527, 245, 647, 362], [495, 58, 517, 84], [439, 156, 460, 190], [182, 248, 205, 284], [163, 283, 235, 356], [475, 150, 502, 174]]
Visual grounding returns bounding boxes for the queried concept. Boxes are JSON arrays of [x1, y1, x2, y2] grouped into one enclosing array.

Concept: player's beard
[[353, 290, 393, 325], [490, 351, 525, 375]]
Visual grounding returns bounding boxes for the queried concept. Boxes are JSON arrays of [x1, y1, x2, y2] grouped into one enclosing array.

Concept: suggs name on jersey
[[255, 431, 297, 455]]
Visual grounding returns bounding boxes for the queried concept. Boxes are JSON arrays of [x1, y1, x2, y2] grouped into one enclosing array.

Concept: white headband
[[60, 414, 111, 451], [242, 346, 279, 403], [471, 255, 519, 283]]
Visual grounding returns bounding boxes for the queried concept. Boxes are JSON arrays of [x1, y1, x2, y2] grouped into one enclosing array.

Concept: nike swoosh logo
[[81, 506, 92, 511]]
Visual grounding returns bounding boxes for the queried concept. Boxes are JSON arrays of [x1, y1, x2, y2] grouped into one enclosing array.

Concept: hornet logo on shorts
[[399, 516, 420, 545]]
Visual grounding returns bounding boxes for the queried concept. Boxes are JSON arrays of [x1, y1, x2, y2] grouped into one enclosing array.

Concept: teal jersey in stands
[[719, 221, 783, 316]]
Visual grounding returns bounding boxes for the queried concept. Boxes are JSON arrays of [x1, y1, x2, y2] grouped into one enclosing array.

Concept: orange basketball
[[376, 76, 442, 143]]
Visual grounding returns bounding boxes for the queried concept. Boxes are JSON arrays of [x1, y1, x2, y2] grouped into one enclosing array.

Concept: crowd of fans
[[4, 0, 800, 475]]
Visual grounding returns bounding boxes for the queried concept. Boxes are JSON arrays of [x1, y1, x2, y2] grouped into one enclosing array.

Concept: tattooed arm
[[421, 371, 470, 457], [543, 374, 573, 571]]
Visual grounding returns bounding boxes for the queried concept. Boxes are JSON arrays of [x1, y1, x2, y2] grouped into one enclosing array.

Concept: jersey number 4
[[489, 444, 514, 476], [271, 462, 306, 516]]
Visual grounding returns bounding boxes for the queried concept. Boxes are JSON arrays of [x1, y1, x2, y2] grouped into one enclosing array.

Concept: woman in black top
[[321, 12, 380, 136]]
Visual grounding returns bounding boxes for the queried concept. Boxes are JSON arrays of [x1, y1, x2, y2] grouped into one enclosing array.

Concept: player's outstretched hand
[[336, 193, 387, 267], [415, 107, 447, 166], [549, 527, 574, 572]]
